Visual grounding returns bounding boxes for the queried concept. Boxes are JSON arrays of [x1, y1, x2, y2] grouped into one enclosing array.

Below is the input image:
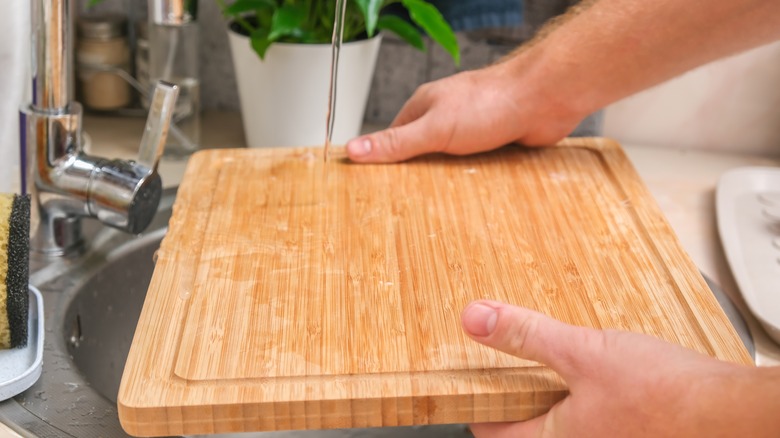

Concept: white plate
[[716, 167, 780, 344], [0, 285, 44, 401]]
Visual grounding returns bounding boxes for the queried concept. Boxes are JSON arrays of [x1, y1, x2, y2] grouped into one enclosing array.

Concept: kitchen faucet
[[21, 0, 178, 256]]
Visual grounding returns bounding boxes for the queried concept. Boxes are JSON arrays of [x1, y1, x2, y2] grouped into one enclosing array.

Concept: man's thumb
[[461, 300, 592, 382], [346, 121, 435, 163]]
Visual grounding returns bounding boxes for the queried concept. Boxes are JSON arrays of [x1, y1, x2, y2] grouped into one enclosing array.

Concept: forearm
[[504, 0, 780, 120]]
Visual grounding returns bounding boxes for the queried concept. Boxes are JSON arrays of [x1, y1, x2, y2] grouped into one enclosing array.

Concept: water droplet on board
[[323, 239, 335, 255], [299, 151, 316, 163]]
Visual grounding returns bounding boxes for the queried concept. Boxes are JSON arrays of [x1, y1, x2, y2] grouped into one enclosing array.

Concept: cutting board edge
[[118, 384, 568, 436]]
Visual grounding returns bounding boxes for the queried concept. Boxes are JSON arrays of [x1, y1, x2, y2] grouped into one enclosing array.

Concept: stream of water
[[324, 0, 349, 162]]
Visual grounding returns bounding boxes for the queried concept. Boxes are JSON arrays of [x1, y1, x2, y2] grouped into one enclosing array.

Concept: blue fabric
[[430, 0, 523, 31]]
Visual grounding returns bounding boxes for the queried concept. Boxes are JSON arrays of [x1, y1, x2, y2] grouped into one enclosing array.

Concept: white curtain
[[0, 0, 30, 192]]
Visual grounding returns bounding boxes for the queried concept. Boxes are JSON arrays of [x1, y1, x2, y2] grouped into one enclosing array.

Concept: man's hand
[[461, 300, 771, 438], [346, 65, 584, 163]]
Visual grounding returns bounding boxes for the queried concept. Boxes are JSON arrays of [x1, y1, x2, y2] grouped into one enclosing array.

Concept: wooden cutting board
[[118, 138, 751, 436]]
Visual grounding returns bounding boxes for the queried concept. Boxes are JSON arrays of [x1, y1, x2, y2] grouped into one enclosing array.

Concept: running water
[[324, 0, 348, 162]]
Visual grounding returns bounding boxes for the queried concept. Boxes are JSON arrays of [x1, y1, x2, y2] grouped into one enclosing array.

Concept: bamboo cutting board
[[118, 138, 751, 436]]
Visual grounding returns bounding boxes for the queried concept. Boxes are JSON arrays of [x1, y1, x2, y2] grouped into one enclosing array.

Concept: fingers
[[347, 82, 444, 163], [461, 300, 593, 382], [346, 118, 438, 163]]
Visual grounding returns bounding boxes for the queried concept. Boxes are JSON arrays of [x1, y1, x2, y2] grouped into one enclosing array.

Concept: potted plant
[[217, 0, 460, 148]]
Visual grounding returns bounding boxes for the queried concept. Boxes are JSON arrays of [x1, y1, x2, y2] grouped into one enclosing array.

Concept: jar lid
[[150, 0, 198, 26], [78, 13, 127, 39]]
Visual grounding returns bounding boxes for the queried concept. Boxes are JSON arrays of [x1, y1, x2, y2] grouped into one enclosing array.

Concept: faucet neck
[[22, 102, 90, 256], [31, 0, 75, 112]]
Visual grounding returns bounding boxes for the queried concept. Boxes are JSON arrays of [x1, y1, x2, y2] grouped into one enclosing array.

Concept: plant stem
[[217, 0, 257, 35]]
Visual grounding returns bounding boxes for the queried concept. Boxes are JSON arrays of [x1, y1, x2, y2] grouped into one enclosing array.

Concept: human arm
[[347, 0, 780, 163], [460, 300, 780, 437]]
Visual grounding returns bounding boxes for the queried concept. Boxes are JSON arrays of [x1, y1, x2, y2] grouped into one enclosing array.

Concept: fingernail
[[462, 303, 498, 337], [347, 137, 372, 157]]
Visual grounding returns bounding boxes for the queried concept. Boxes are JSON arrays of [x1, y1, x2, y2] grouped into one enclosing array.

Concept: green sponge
[[0, 194, 30, 349]]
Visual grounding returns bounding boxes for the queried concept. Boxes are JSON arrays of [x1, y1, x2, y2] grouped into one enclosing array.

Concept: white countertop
[[82, 113, 780, 365]]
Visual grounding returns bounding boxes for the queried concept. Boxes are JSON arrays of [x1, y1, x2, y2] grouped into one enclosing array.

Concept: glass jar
[[149, 0, 200, 156], [135, 20, 151, 109], [76, 13, 132, 111]]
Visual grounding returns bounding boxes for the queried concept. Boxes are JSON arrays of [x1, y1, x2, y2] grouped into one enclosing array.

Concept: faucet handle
[[137, 81, 179, 172]]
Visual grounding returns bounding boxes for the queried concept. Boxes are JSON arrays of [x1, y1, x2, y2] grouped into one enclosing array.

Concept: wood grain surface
[[118, 138, 752, 436]]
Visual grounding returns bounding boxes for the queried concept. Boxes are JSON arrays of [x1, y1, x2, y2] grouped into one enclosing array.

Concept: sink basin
[[63, 232, 158, 404], [0, 189, 473, 438]]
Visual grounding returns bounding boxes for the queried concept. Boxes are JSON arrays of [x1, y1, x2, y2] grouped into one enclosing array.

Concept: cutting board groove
[[118, 138, 751, 436]]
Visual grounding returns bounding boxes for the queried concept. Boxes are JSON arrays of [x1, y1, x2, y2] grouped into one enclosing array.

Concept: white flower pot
[[227, 30, 382, 148]]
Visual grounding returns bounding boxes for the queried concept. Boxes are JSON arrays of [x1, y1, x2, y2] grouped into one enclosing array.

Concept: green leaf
[[354, 0, 383, 37], [268, 4, 307, 41], [250, 28, 273, 59], [377, 15, 424, 51], [293, 28, 319, 44], [401, 0, 460, 65], [223, 0, 275, 16]]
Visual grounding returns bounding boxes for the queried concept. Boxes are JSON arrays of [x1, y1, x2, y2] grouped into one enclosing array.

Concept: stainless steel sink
[[0, 189, 473, 438], [0, 190, 174, 438]]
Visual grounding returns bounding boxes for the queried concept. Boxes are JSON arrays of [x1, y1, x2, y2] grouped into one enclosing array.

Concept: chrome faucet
[[21, 0, 179, 256]]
